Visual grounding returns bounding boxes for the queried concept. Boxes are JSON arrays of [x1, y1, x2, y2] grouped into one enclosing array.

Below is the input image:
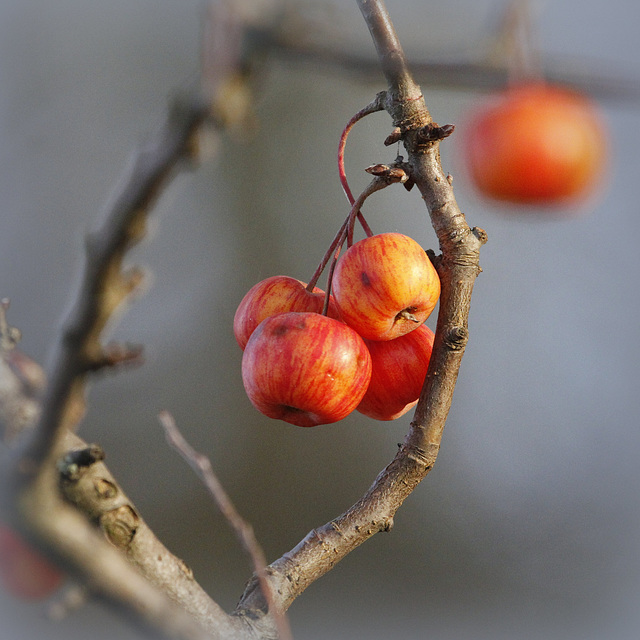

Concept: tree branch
[[58, 432, 242, 638], [238, 0, 485, 615], [18, 95, 210, 475], [160, 411, 292, 640], [267, 16, 640, 104], [2, 2, 489, 637], [0, 96, 245, 640]]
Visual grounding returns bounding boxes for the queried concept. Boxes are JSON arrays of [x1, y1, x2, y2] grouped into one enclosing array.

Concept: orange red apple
[[332, 233, 440, 341], [233, 275, 341, 350], [462, 82, 607, 206], [358, 323, 435, 420], [241, 312, 372, 427]]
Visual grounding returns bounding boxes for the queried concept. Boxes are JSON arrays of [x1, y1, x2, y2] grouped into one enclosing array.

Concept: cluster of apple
[[462, 81, 607, 207], [234, 232, 440, 427], [0, 522, 64, 600]]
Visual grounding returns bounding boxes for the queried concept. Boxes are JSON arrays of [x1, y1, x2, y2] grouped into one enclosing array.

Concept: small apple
[[357, 323, 435, 421], [233, 275, 341, 350], [331, 233, 440, 341], [462, 82, 608, 206], [242, 311, 372, 427], [0, 523, 63, 600]]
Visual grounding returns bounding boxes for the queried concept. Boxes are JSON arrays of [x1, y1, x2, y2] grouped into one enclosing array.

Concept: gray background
[[1, 1, 639, 639]]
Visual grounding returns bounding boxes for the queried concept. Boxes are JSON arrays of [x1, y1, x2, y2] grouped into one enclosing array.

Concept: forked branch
[[2, 1, 485, 638], [237, 0, 486, 615]]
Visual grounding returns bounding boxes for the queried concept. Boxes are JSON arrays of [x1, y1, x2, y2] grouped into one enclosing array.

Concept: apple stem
[[496, 0, 544, 85], [306, 217, 349, 293], [338, 93, 386, 206], [307, 171, 405, 309], [307, 95, 405, 306], [321, 252, 340, 317]]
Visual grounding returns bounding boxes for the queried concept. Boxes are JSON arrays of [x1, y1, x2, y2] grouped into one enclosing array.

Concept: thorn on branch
[[87, 343, 145, 372]]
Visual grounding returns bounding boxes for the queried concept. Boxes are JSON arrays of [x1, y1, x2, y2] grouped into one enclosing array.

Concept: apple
[[0, 523, 63, 600], [462, 82, 607, 205], [331, 233, 440, 341], [357, 323, 435, 420], [241, 311, 372, 427], [233, 275, 341, 350]]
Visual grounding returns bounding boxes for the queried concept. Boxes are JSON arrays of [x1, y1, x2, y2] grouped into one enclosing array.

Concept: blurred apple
[[242, 311, 372, 427], [0, 523, 63, 600], [332, 233, 440, 341], [462, 82, 608, 206]]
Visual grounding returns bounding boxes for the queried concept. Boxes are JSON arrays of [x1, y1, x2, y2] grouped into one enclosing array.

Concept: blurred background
[[1, 1, 639, 639]]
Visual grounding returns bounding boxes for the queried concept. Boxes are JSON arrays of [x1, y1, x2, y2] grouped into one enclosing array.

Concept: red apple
[[462, 82, 608, 206], [357, 324, 435, 420], [242, 311, 372, 427], [331, 233, 440, 341], [0, 523, 63, 600], [233, 275, 341, 350]]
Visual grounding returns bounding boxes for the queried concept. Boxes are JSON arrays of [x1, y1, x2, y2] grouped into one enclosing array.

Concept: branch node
[[100, 505, 140, 550], [0, 299, 22, 351], [403, 437, 440, 469], [94, 478, 118, 500], [364, 163, 408, 184], [416, 122, 455, 144], [472, 226, 489, 245], [58, 445, 106, 481], [443, 326, 469, 351]]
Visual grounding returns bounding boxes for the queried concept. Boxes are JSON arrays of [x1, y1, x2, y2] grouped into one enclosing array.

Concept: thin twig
[[19, 94, 210, 475], [268, 37, 640, 104], [159, 411, 293, 640], [56, 430, 238, 637]]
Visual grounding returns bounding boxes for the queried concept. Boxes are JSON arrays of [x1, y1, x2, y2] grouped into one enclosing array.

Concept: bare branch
[[267, 32, 640, 104], [160, 411, 292, 640], [0, 94, 232, 640], [58, 431, 243, 638], [16, 95, 210, 476], [238, 0, 485, 614], [0, 305, 44, 443]]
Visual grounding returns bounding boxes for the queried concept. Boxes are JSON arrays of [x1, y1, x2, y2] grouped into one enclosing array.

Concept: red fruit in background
[[462, 82, 607, 206], [0, 523, 63, 600], [357, 323, 435, 421], [233, 275, 341, 350], [332, 233, 440, 341], [242, 311, 372, 427]]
